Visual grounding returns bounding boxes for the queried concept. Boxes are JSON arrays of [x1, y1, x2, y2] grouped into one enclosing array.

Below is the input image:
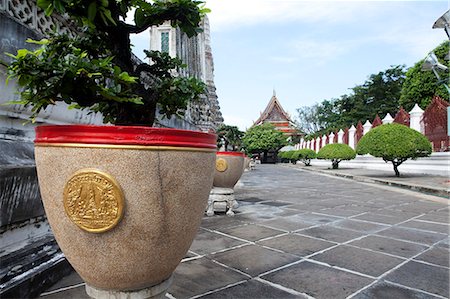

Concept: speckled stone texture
[[243, 157, 251, 171], [213, 155, 244, 188], [34, 146, 215, 291]]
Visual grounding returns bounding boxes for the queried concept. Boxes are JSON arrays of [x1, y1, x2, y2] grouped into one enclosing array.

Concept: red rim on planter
[[216, 151, 245, 156], [35, 125, 217, 150]]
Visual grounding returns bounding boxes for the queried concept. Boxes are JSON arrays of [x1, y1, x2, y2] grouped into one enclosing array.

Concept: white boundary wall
[[310, 152, 449, 177]]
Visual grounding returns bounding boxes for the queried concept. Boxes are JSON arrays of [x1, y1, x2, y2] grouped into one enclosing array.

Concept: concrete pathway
[[40, 164, 449, 299]]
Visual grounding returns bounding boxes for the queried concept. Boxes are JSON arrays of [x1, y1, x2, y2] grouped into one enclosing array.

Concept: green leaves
[[356, 123, 432, 176], [356, 124, 432, 161], [399, 41, 449, 111], [87, 2, 97, 21], [317, 144, 356, 161], [217, 125, 243, 151], [5, 33, 142, 121], [242, 123, 288, 153]]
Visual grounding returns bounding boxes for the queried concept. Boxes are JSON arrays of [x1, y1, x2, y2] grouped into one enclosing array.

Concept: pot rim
[[35, 125, 217, 149], [216, 151, 245, 157]]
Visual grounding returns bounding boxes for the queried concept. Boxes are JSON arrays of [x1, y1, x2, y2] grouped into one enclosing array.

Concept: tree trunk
[[332, 159, 339, 169], [393, 162, 400, 177]]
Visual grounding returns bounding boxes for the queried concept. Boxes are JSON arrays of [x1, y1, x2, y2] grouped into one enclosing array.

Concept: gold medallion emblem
[[63, 169, 124, 233], [216, 158, 228, 172]]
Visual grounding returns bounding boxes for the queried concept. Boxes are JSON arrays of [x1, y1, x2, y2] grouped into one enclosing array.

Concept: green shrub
[[356, 123, 432, 177], [293, 149, 316, 166], [278, 150, 297, 163], [317, 143, 356, 169]]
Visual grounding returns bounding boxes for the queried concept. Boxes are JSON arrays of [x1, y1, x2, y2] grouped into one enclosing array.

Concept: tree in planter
[[2, 1, 220, 295], [317, 143, 356, 169], [293, 149, 316, 166], [3, 0, 209, 126], [356, 123, 432, 177], [216, 124, 243, 151], [242, 123, 287, 162]]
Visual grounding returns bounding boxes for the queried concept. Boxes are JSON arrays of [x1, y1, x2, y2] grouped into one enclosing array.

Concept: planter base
[[206, 187, 238, 216], [85, 276, 173, 299]]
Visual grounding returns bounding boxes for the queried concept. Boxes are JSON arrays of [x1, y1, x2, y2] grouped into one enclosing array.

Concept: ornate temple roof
[[254, 92, 294, 126], [253, 92, 298, 136]]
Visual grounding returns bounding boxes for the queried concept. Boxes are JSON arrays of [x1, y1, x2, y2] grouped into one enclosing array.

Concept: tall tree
[[296, 65, 406, 135], [242, 123, 287, 153], [216, 124, 243, 151], [295, 104, 323, 134], [399, 41, 449, 110]]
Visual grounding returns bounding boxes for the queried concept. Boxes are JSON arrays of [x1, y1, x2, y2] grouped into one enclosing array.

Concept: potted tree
[[4, 1, 216, 298], [207, 124, 245, 216]]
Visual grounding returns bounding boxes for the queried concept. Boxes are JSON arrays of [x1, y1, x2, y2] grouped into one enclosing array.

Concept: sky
[[132, 0, 449, 131]]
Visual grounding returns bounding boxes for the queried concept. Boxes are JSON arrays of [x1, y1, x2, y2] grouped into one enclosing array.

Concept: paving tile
[[294, 212, 342, 225], [259, 217, 314, 232], [40, 285, 89, 299], [287, 203, 329, 213], [233, 206, 300, 221], [352, 213, 406, 225], [311, 245, 404, 277], [367, 209, 420, 221], [348, 235, 428, 258], [261, 261, 373, 299], [258, 234, 335, 257], [376, 227, 447, 246], [185, 251, 198, 259], [392, 202, 446, 213], [417, 211, 450, 224], [201, 215, 248, 230], [200, 279, 306, 299], [331, 219, 389, 233], [189, 229, 247, 255], [169, 257, 247, 298], [353, 281, 441, 299], [40, 270, 83, 293], [298, 225, 366, 243], [385, 261, 449, 298], [216, 224, 285, 242], [398, 220, 450, 234], [260, 201, 293, 207], [238, 197, 264, 203], [210, 244, 299, 277], [414, 246, 450, 268], [319, 207, 366, 217], [436, 237, 450, 249]]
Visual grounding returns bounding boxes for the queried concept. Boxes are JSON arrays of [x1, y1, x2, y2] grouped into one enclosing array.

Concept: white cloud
[[206, 0, 385, 32]]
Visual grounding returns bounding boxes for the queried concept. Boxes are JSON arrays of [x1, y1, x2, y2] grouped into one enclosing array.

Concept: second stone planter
[[206, 151, 245, 216]]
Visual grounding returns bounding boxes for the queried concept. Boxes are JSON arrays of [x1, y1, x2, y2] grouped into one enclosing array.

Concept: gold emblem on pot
[[63, 169, 124, 233], [216, 158, 228, 172]]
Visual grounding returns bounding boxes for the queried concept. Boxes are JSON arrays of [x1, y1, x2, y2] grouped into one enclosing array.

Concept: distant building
[[149, 16, 223, 132], [253, 92, 300, 140]]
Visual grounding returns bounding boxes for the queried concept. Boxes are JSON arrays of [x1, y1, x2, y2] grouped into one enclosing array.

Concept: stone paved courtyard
[[41, 164, 449, 299]]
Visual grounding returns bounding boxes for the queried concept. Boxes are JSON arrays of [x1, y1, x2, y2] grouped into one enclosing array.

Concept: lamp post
[[421, 52, 450, 93], [432, 9, 450, 39], [429, 9, 450, 136]]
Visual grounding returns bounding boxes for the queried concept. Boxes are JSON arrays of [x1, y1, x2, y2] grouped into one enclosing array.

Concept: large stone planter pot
[[206, 152, 244, 216], [34, 125, 216, 297]]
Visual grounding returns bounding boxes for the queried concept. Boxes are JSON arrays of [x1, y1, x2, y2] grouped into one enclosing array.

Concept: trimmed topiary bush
[[356, 123, 432, 177], [317, 143, 356, 169], [286, 150, 297, 164], [293, 149, 316, 166]]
